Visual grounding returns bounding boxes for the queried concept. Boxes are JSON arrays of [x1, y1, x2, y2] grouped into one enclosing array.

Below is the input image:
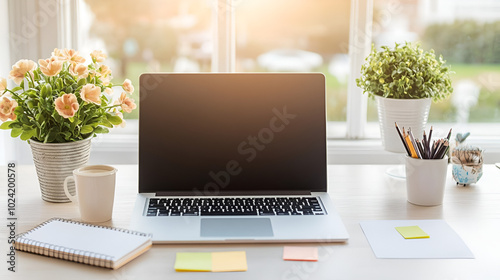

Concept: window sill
[[86, 120, 500, 165], [327, 138, 500, 164]]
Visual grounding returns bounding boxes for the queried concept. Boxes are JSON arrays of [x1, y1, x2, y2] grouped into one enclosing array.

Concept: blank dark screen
[[139, 73, 326, 195]]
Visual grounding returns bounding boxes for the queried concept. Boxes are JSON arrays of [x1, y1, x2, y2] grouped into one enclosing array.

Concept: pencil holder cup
[[405, 156, 448, 206]]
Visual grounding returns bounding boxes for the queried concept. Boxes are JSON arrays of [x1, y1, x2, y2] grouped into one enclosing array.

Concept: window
[[2, 0, 499, 165], [0, 0, 10, 164], [80, 0, 213, 120], [367, 0, 500, 128], [354, 0, 500, 164], [234, 0, 351, 124]]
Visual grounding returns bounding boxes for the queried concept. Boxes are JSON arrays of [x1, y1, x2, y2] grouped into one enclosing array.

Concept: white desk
[[1, 164, 499, 279]]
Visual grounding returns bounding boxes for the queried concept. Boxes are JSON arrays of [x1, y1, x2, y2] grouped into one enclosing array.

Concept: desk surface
[[1, 164, 499, 279]]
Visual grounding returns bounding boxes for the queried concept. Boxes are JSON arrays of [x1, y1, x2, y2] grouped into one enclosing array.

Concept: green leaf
[[94, 126, 109, 134], [99, 119, 113, 128], [60, 131, 71, 140], [11, 86, 23, 92], [56, 78, 64, 90], [42, 83, 52, 98], [20, 129, 37, 141], [14, 106, 23, 115], [47, 131, 57, 143], [10, 122, 22, 128], [81, 125, 94, 134], [0, 121, 14, 130], [11, 127, 23, 138], [77, 78, 87, 87], [106, 114, 123, 125]]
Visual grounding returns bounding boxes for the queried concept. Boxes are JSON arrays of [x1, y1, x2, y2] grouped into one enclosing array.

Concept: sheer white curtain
[[0, 0, 15, 165], [1, 0, 78, 165]]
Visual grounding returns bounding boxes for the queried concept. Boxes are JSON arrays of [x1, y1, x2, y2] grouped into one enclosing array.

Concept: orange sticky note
[[212, 251, 247, 272], [283, 246, 318, 261]]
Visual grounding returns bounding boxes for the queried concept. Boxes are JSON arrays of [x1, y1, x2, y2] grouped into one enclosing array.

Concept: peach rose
[[0, 77, 6, 92], [38, 57, 63, 77], [69, 63, 89, 79], [90, 50, 107, 63], [51, 48, 64, 58], [101, 75, 111, 86], [0, 97, 18, 121], [55, 93, 79, 118], [104, 87, 113, 96], [8, 59, 37, 85], [116, 92, 136, 113], [52, 48, 85, 65], [122, 79, 134, 94], [98, 64, 112, 77], [80, 84, 101, 105]]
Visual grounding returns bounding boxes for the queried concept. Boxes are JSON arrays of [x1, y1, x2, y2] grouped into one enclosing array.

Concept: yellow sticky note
[[283, 246, 318, 261], [174, 252, 212, 272], [395, 226, 430, 239], [212, 251, 248, 272]]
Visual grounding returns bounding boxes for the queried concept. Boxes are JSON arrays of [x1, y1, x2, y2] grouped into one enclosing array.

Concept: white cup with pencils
[[396, 123, 450, 206], [405, 156, 448, 206]]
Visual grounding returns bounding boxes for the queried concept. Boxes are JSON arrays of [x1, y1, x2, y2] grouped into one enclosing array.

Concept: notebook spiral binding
[[14, 217, 151, 269]]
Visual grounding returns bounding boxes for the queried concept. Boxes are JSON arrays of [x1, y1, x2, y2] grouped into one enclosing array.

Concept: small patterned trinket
[[451, 145, 483, 186]]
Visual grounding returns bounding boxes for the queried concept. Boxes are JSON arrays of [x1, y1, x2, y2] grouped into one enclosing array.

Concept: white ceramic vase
[[29, 138, 92, 203], [375, 96, 431, 153]]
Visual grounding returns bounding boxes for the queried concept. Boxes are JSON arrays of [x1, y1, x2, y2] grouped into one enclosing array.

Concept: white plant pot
[[375, 96, 431, 153], [29, 138, 92, 203]]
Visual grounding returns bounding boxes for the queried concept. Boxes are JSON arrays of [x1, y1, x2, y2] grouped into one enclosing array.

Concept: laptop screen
[[139, 73, 326, 195]]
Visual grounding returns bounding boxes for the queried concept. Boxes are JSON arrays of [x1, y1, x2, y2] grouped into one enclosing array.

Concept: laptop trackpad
[[200, 218, 274, 237]]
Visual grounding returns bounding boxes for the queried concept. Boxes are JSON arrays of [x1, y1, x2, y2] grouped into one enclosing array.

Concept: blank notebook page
[[22, 220, 150, 261]]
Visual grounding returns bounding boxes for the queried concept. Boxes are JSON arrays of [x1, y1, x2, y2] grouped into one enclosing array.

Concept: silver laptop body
[[130, 73, 349, 243]]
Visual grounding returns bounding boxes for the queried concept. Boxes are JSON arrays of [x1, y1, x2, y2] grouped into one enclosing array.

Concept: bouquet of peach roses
[[0, 48, 136, 143]]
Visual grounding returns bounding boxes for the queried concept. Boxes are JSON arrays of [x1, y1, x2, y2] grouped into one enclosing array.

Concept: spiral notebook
[[15, 218, 152, 269]]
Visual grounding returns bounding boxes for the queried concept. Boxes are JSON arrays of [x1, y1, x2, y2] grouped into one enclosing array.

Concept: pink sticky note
[[283, 246, 318, 261]]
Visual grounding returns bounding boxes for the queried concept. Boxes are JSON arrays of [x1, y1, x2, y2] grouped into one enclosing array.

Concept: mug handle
[[63, 176, 78, 203]]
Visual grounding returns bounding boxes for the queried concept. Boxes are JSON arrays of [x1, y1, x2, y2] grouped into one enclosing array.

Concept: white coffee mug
[[64, 165, 117, 222]]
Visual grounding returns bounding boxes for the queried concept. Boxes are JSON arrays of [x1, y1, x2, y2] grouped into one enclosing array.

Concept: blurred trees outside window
[[82, 0, 500, 125]]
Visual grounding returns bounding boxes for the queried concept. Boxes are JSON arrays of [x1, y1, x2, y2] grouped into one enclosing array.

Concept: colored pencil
[[395, 123, 411, 157], [394, 125, 451, 159], [408, 128, 422, 159]]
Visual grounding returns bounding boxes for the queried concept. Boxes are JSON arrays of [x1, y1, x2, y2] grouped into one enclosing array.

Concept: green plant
[[356, 42, 454, 101], [0, 48, 137, 143]]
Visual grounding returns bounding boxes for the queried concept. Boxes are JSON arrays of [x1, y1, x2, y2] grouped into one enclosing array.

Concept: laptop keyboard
[[146, 197, 325, 216]]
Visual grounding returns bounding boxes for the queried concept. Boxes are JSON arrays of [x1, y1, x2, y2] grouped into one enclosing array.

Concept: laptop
[[130, 73, 349, 243]]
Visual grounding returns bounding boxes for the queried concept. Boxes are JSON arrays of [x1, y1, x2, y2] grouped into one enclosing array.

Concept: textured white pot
[[375, 96, 431, 153], [29, 137, 92, 203]]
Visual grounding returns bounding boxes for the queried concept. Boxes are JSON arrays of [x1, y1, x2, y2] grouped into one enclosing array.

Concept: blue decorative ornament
[[452, 164, 483, 186], [451, 145, 483, 186]]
